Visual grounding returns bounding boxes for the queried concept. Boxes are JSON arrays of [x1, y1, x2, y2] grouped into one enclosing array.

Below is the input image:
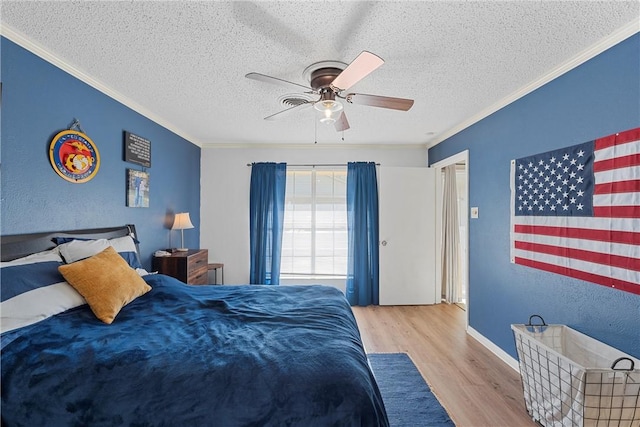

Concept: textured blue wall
[[429, 34, 640, 359], [1, 37, 201, 269]]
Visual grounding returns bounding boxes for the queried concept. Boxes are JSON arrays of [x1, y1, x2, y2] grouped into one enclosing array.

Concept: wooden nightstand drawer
[[189, 269, 209, 285], [153, 249, 209, 285]]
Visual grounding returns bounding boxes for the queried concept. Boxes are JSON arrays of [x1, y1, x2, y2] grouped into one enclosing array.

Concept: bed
[[1, 225, 388, 426]]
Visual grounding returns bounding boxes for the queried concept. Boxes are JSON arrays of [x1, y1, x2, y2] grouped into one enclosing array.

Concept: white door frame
[[431, 150, 470, 329]]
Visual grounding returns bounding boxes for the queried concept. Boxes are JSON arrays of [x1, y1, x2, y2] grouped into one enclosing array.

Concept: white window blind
[[281, 168, 347, 278]]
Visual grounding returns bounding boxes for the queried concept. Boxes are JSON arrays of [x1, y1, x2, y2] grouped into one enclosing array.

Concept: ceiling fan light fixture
[[316, 100, 343, 124], [313, 99, 343, 113]]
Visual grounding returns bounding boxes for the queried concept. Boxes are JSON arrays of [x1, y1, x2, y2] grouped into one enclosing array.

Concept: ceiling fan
[[246, 51, 414, 132]]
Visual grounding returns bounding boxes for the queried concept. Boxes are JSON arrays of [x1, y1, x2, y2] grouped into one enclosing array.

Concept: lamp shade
[[171, 212, 194, 230], [171, 212, 194, 252]]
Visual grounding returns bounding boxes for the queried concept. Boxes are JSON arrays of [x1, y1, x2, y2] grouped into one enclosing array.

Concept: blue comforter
[[1, 274, 388, 426]]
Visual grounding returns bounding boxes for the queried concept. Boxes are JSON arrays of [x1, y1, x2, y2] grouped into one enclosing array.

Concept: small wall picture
[[127, 169, 149, 208]]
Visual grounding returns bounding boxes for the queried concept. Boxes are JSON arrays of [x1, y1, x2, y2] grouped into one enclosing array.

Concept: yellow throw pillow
[[58, 246, 151, 324]]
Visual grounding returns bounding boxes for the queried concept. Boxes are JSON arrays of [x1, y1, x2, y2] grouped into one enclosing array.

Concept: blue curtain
[[346, 162, 380, 306], [249, 162, 287, 285]]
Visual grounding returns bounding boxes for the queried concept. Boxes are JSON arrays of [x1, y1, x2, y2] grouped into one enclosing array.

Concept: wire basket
[[511, 315, 640, 427]]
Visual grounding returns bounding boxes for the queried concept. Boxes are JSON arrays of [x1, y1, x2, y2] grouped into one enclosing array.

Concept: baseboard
[[467, 327, 520, 372]]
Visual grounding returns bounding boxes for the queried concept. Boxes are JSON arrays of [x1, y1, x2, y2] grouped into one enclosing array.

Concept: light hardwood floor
[[352, 304, 537, 427]]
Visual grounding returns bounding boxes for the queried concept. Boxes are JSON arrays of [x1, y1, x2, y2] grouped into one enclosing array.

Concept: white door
[[378, 166, 437, 305]]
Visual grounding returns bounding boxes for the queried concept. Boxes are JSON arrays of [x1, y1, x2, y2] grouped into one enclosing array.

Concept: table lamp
[[171, 212, 194, 251]]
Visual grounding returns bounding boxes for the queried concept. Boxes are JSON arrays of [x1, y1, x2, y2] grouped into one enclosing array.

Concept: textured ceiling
[[2, 1, 639, 147]]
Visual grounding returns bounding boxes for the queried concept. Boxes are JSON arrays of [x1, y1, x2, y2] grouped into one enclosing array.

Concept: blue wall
[[1, 37, 201, 269], [429, 34, 640, 359]]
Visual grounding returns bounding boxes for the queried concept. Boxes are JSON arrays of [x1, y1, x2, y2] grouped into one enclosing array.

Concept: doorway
[[432, 151, 469, 325]]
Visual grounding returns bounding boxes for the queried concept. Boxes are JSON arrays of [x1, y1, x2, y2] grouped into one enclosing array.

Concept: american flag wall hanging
[[510, 127, 640, 295]]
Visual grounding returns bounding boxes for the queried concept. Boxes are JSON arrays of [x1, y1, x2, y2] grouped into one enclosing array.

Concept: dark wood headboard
[[1, 225, 138, 262]]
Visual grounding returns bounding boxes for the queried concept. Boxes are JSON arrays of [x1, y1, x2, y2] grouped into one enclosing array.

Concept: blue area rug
[[368, 353, 455, 427]]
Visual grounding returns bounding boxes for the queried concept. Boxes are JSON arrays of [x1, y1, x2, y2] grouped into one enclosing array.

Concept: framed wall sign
[[124, 131, 151, 167], [49, 130, 100, 183]]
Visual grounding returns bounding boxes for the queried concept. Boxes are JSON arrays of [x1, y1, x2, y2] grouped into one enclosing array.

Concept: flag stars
[[515, 143, 591, 217]]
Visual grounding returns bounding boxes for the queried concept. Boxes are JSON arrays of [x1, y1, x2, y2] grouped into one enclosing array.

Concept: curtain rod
[[246, 163, 380, 167]]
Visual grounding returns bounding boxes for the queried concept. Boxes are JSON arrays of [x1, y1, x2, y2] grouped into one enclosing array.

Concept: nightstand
[[153, 249, 208, 285]]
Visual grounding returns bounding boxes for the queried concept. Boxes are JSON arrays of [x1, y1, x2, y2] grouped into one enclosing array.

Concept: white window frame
[[281, 166, 347, 280]]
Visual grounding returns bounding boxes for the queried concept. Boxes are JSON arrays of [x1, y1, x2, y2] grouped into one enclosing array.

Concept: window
[[281, 168, 347, 278]]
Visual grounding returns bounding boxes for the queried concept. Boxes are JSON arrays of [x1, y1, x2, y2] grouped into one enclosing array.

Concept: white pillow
[[58, 239, 110, 263], [58, 235, 141, 268]]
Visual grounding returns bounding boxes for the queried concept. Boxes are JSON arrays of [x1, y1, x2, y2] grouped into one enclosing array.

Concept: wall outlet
[[471, 207, 479, 219]]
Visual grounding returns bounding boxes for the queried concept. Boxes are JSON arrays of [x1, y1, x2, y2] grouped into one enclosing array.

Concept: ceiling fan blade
[[264, 102, 313, 121], [346, 93, 414, 111], [334, 111, 350, 132], [246, 72, 313, 92], [330, 51, 384, 92]]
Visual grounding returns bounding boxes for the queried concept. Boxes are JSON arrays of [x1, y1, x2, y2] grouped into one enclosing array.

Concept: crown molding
[[200, 142, 428, 150], [427, 20, 640, 149], [1, 24, 204, 148]]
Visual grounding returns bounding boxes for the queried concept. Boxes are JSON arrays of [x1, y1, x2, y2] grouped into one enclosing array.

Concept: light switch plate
[[471, 207, 479, 218]]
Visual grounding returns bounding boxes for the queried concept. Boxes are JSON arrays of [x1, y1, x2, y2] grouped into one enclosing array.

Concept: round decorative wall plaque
[[49, 130, 100, 183]]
